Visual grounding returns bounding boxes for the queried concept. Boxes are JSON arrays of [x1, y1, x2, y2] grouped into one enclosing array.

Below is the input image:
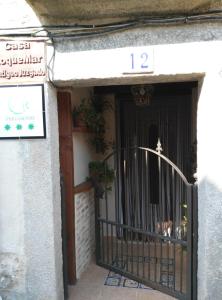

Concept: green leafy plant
[[73, 94, 112, 154], [72, 106, 85, 127], [88, 160, 115, 192]]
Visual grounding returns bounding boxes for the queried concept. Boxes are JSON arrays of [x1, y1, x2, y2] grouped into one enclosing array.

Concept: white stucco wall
[[0, 143, 26, 294], [0, 84, 63, 300], [23, 84, 63, 300], [0, 0, 40, 29], [0, 1, 64, 299]]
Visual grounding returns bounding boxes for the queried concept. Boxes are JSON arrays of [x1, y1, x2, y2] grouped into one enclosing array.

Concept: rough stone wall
[[54, 23, 222, 53], [26, 0, 222, 25], [75, 189, 95, 279]]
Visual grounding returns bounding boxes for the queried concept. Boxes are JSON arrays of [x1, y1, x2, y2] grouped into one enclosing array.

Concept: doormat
[[104, 271, 153, 290], [104, 256, 175, 289]]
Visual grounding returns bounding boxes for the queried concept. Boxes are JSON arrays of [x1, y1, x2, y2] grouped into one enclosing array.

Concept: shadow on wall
[[0, 253, 25, 299]]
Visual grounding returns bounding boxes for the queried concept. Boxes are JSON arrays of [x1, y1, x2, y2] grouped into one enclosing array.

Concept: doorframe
[[57, 91, 76, 285]]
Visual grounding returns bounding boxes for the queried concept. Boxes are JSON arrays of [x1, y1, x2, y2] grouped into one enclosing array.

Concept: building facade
[[0, 1, 222, 299]]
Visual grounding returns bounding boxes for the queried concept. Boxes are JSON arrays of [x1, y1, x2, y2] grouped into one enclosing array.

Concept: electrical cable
[[0, 10, 222, 40], [1, 9, 222, 31]]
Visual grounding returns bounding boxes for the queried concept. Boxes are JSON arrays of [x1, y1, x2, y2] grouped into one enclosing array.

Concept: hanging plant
[[89, 160, 115, 186], [88, 160, 115, 194], [73, 94, 112, 154]]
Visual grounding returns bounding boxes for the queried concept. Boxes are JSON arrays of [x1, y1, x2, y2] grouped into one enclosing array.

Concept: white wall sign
[[0, 84, 46, 139], [0, 41, 46, 84]]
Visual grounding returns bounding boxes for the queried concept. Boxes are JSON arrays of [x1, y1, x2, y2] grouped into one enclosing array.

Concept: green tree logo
[[28, 123, 34, 130], [16, 124, 22, 130], [4, 124, 11, 131]]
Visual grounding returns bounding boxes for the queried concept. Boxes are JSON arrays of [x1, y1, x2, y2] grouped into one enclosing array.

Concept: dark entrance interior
[[117, 82, 196, 181], [95, 81, 198, 300], [116, 82, 197, 232]]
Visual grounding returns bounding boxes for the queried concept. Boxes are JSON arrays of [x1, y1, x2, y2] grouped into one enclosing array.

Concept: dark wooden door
[[57, 91, 76, 286]]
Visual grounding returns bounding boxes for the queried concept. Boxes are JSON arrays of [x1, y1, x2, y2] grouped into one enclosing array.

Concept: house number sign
[[124, 47, 154, 74]]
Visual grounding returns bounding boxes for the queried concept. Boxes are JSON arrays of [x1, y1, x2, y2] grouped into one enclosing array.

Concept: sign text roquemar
[[0, 41, 46, 83]]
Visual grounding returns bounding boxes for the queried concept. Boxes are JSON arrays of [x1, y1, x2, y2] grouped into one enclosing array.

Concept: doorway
[[57, 82, 198, 300], [95, 82, 198, 300]]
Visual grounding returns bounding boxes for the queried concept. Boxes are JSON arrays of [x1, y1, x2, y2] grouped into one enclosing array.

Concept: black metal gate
[[95, 146, 197, 300]]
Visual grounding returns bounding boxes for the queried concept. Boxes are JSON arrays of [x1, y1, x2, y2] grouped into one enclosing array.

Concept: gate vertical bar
[[95, 188, 101, 263]]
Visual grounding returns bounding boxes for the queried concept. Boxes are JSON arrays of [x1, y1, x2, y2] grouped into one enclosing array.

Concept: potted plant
[[88, 160, 115, 197], [72, 94, 112, 154], [72, 106, 86, 128]]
